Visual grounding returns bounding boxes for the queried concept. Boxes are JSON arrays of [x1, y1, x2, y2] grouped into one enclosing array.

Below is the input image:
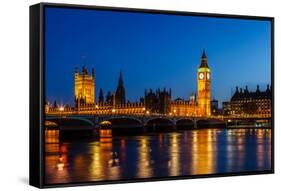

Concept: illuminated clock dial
[[199, 73, 204, 80], [207, 73, 210, 80]]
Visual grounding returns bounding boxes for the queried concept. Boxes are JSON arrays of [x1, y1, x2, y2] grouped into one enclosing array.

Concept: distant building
[[105, 91, 115, 106], [98, 88, 104, 106], [74, 66, 95, 105], [211, 99, 219, 115], [170, 94, 197, 116], [46, 50, 215, 117], [222, 101, 231, 115], [144, 88, 171, 114], [224, 85, 272, 116], [170, 50, 211, 117], [45, 101, 50, 113], [115, 71, 126, 106], [197, 50, 211, 116]]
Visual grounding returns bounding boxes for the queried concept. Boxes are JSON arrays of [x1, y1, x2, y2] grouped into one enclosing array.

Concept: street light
[[59, 105, 64, 117], [59, 106, 64, 112]]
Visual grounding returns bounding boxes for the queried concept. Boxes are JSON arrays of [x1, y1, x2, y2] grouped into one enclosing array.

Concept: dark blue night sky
[[45, 7, 271, 106]]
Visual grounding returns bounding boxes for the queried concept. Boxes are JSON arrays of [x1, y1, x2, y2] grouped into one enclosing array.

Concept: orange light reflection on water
[[45, 128, 272, 184], [191, 129, 216, 175], [137, 137, 152, 178]]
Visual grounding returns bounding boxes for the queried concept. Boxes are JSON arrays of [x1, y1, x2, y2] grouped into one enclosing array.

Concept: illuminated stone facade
[[223, 85, 271, 117], [77, 102, 145, 115], [144, 88, 171, 114], [197, 50, 211, 116], [170, 50, 212, 117], [46, 50, 212, 117], [47, 102, 145, 115], [170, 95, 197, 116], [74, 66, 95, 105], [142, 50, 211, 117]]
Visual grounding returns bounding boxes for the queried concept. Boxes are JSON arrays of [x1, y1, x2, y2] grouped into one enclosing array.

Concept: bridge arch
[[98, 116, 144, 135], [176, 118, 195, 129], [99, 116, 143, 126], [46, 116, 95, 127], [45, 120, 59, 127], [196, 119, 209, 126], [145, 117, 175, 126], [211, 118, 225, 123], [145, 117, 175, 132]]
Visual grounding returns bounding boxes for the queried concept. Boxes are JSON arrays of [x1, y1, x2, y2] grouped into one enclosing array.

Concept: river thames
[[45, 128, 271, 185]]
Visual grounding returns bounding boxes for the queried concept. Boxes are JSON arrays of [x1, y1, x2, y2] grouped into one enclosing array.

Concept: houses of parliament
[[46, 50, 212, 117]]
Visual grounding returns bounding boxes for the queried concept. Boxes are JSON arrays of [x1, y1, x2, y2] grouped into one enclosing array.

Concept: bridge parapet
[[45, 113, 270, 131]]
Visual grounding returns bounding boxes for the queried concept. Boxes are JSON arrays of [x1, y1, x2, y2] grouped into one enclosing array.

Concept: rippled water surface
[[45, 128, 271, 184]]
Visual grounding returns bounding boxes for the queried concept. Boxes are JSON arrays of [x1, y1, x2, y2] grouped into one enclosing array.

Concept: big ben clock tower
[[197, 50, 211, 117]]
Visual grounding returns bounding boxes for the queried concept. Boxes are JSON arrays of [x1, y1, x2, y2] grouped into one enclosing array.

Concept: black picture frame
[[30, 2, 274, 188]]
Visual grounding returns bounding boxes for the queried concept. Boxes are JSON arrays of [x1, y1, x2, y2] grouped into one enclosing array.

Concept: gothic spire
[[202, 49, 207, 58], [118, 70, 124, 86], [99, 88, 103, 97], [92, 67, 95, 78], [98, 88, 104, 104], [199, 49, 209, 68], [115, 70, 126, 105]]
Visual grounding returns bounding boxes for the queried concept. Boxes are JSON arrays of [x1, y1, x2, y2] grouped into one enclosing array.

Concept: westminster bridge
[[45, 113, 271, 136]]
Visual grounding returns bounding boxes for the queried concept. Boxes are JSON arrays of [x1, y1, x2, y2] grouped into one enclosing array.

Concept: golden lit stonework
[[197, 50, 211, 117], [46, 51, 213, 117], [74, 66, 95, 104]]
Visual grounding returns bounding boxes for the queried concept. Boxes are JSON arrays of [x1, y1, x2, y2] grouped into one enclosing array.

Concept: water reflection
[[45, 128, 272, 184], [191, 130, 216, 174], [168, 133, 180, 176], [137, 137, 152, 178]]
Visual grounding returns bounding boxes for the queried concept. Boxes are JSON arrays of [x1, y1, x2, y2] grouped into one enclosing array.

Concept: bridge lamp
[[146, 110, 150, 115], [142, 107, 146, 111], [59, 106, 64, 111], [169, 112, 172, 116]]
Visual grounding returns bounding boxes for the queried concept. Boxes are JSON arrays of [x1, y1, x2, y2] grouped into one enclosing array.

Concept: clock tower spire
[[197, 49, 211, 117]]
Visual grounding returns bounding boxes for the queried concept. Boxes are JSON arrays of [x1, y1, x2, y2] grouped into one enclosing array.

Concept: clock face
[[199, 73, 204, 80], [207, 73, 210, 80]]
